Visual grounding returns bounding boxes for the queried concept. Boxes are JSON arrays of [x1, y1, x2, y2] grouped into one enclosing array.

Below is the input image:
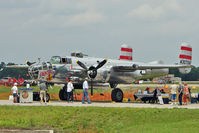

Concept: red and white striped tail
[[179, 42, 192, 74], [179, 42, 192, 65], [119, 44, 133, 61]]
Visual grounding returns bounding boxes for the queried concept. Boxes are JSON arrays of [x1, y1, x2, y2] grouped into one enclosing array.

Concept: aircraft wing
[[5, 65, 29, 68], [112, 64, 193, 72]]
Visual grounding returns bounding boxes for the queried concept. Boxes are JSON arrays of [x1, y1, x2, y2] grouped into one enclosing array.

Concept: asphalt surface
[[1, 100, 199, 109]]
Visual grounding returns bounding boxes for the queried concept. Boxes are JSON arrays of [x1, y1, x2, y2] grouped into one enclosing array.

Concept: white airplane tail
[[179, 42, 192, 74], [119, 44, 133, 61]]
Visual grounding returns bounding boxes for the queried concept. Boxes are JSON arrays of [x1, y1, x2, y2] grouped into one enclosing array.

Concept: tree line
[[0, 62, 30, 79], [169, 66, 199, 81]]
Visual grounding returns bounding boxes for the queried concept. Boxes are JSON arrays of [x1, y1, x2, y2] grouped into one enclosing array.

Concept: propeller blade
[[26, 61, 35, 66], [95, 59, 108, 70], [76, 60, 88, 70]]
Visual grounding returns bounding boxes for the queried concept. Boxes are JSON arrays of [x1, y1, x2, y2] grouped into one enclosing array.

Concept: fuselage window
[[61, 58, 72, 64], [66, 58, 72, 64], [42, 62, 47, 70]]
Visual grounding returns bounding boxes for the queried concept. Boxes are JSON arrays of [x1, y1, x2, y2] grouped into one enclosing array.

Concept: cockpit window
[[50, 56, 61, 64]]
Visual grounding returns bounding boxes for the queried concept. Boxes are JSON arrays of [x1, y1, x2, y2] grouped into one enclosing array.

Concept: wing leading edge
[[112, 64, 193, 72]]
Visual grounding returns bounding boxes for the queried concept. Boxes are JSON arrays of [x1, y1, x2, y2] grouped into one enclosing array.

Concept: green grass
[[0, 86, 11, 93], [0, 106, 199, 132]]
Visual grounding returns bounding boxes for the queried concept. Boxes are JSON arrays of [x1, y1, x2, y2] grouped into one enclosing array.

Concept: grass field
[[0, 106, 199, 133]]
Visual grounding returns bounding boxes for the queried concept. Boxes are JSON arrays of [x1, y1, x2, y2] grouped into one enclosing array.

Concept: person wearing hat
[[38, 80, 47, 104], [67, 78, 74, 103], [82, 77, 91, 104], [11, 83, 18, 103]]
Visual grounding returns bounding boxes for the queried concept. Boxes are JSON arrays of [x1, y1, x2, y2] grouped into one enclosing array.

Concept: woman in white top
[[11, 83, 18, 103]]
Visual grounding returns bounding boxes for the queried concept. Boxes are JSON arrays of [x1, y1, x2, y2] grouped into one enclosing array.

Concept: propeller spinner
[[76, 59, 108, 96]]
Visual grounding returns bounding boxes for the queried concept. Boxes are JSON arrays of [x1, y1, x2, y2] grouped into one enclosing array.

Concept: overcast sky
[[0, 0, 198, 66]]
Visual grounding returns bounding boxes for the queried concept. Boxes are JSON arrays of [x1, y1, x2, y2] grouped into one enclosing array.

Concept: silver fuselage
[[29, 56, 168, 85]]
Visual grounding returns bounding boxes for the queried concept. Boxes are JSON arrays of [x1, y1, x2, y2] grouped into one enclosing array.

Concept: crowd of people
[[10, 77, 92, 104], [144, 82, 193, 105], [168, 82, 192, 105], [10, 77, 194, 105], [66, 77, 91, 104]]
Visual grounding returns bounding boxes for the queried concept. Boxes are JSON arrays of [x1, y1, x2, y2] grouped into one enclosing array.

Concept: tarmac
[[1, 100, 199, 109]]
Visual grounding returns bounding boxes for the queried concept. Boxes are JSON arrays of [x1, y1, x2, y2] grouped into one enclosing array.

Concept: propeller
[[26, 61, 36, 66], [76, 59, 107, 79], [76, 59, 108, 96], [76, 60, 88, 71]]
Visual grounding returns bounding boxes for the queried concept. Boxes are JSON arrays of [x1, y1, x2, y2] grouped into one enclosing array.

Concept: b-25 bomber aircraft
[[26, 43, 192, 102]]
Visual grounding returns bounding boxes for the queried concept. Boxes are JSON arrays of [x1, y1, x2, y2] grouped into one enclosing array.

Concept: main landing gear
[[59, 85, 67, 100], [111, 88, 123, 102], [110, 83, 123, 102], [59, 84, 124, 102]]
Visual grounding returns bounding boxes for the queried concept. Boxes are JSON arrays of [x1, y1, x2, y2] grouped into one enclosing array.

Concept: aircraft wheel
[[46, 93, 50, 102], [59, 89, 64, 100], [111, 88, 123, 102], [43, 93, 50, 102], [59, 89, 67, 100]]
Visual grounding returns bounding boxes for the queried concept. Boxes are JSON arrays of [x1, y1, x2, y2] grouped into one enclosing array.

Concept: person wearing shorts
[[39, 80, 47, 104], [170, 84, 177, 105], [11, 83, 18, 103]]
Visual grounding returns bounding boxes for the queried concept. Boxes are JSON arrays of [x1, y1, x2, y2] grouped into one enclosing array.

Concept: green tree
[[169, 66, 199, 81], [0, 62, 29, 79]]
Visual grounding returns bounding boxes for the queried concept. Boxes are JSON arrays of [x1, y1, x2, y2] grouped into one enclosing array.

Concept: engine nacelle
[[179, 68, 191, 74]]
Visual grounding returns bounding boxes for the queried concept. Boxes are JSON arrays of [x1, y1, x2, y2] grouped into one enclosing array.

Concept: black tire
[[33, 92, 50, 102], [111, 88, 123, 102], [59, 89, 67, 100], [46, 93, 50, 102], [59, 89, 64, 100], [33, 92, 40, 101]]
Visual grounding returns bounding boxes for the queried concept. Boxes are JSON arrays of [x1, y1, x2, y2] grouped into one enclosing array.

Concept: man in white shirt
[[82, 78, 91, 104], [67, 79, 74, 103], [11, 83, 18, 103]]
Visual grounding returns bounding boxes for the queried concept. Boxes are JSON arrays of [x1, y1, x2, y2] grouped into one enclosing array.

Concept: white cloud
[[128, 4, 165, 19], [127, 0, 182, 20], [18, 0, 106, 28], [65, 10, 106, 26]]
